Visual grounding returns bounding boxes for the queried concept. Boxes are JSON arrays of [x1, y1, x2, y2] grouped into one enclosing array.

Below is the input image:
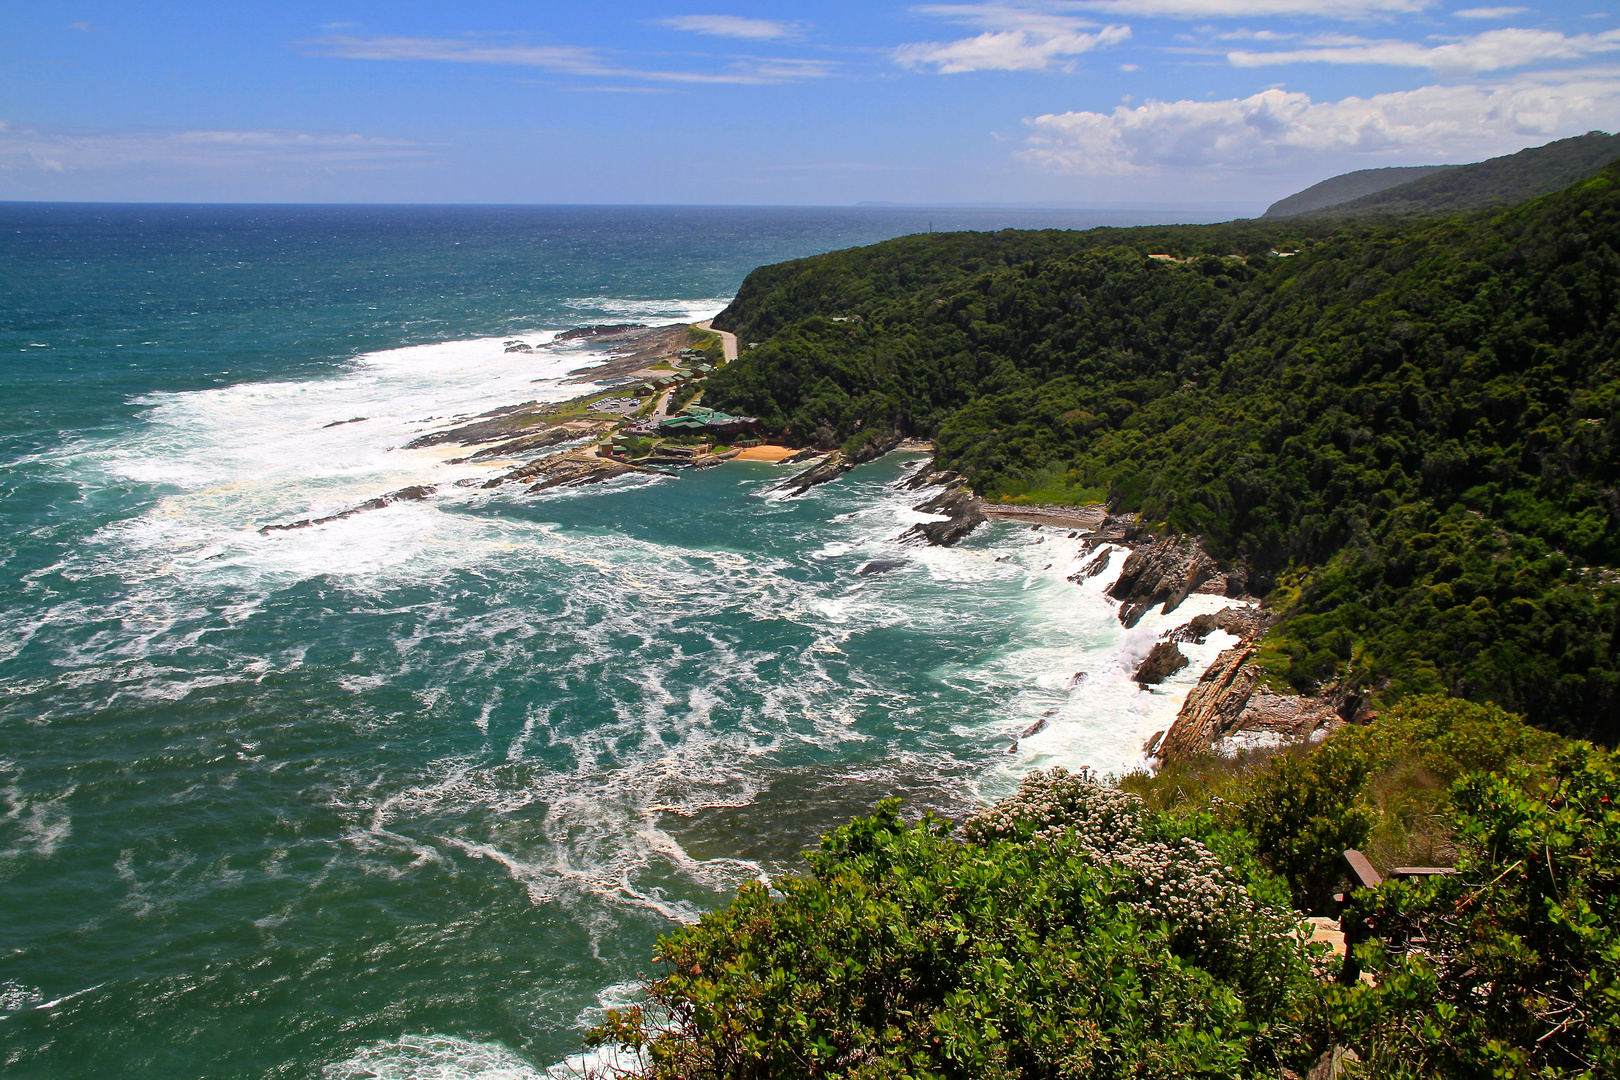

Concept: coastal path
[[695, 319, 739, 362]]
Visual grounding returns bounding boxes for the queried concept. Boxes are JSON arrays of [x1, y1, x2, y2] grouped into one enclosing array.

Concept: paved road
[[695, 319, 739, 362]]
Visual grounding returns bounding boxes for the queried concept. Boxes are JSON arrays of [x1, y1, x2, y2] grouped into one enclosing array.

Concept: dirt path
[[695, 319, 739, 362]]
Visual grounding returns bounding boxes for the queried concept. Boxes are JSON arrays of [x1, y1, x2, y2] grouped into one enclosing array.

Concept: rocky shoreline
[[257, 322, 1346, 768], [859, 461, 1350, 766]]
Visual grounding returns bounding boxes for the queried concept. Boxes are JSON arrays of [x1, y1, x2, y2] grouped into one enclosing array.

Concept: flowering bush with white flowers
[[590, 770, 1326, 1079], [968, 768, 1301, 976]]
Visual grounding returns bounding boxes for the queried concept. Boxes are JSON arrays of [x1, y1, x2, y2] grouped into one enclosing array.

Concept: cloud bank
[[1065, 0, 1433, 19], [1230, 27, 1620, 74], [1021, 70, 1620, 174]]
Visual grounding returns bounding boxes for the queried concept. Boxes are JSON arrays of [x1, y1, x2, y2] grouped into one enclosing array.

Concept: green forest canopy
[[707, 163, 1620, 744]]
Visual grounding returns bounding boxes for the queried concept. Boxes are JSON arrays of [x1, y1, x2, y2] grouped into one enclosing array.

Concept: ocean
[[0, 203, 1243, 1079]]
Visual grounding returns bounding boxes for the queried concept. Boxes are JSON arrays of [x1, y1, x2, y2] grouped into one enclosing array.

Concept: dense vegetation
[[1296, 132, 1620, 219], [591, 699, 1618, 1078], [708, 162, 1620, 743]]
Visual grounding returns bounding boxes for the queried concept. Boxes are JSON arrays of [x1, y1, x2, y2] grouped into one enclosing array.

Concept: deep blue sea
[[0, 203, 1246, 1079]]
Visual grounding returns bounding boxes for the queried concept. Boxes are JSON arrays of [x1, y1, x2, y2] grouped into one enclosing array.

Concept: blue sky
[[2, 1, 1616, 209]]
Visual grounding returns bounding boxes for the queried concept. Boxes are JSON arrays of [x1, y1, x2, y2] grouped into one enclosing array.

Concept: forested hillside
[[1296, 130, 1620, 218], [1263, 163, 1454, 218], [709, 163, 1620, 743]]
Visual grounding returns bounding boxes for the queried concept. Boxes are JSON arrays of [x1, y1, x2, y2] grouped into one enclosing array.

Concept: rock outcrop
[[1216, 687, 1341, 753], [1071, 547, 1113, 581], [845, 431, 904, 465], [1153, 644, 1263, 762], [260, 484, 437, 534], [899, 485, 986, 547], [894, 468, 986, 547], [770, 452, 849, 495], [1166, 606, 1277, 644], [1106, 535, 1220, 628], [1134, 642, 1190, 686], [1153, 642, 1345, 763], [484, 448, 643, 491]]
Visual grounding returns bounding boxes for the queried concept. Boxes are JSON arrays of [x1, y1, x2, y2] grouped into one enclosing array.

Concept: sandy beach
[[733, 444, 801, 462]]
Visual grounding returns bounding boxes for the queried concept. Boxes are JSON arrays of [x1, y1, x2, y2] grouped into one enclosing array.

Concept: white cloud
[[1021, 68, 1620, 173], [1230, 27, 1620, 74], [302, 34, 834, 84], [1454, 6, 1528, 18], [1065, 0, 1434, 19], [0, 122, 431, 175], [68, 20, 96, 32], [897, 6, 1130, 72], [658, 15, 801, 40]]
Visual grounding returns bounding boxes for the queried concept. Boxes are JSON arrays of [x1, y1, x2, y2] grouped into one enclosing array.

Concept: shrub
[[1327, 743, 1620, 1078], [589, 772, 1325, 1079]]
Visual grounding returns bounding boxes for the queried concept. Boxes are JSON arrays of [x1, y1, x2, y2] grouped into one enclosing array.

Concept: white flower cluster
[[966, 768, 1289, 955]]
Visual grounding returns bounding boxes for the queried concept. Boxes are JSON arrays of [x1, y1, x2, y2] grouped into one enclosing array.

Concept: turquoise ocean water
[[0, 204, 1246, 1079]]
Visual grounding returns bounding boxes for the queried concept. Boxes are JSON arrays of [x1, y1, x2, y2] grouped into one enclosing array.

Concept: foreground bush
[[590, 771, 1324, 1079], [588, 703, 1608, 1078], [1124, 696, 1561, 911], [1328, 742, 1619, 1079]]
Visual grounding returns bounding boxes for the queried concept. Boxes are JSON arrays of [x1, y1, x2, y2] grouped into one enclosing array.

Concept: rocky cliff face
[[1106, 535, 1221, 628], [1150, 606, 1342, 764], [1154, 644, 1263, 761]]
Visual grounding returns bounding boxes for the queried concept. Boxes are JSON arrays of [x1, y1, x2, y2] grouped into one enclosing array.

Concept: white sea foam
[[0, 776, 75, 868], [324, 1034, 545, 1080], [562, 297, 730, 324]]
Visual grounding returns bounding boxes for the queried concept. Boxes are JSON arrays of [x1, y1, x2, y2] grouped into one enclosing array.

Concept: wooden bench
[[1333, 850, 1454, 983]]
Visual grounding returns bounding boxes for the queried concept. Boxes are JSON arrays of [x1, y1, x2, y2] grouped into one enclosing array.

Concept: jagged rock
[[1153, 645, 1262, 763], [777, 447, 825, 465], [460, 426, 580, 461], [846, 431, 903, 465], [901, 464, 963, 491], [1070, 548, 1113, 581], [260, 484, 437, 534], [1167, 612, 1221, 644], [771, 452, 849, 495], [553, 323, 647, 341], [1156, 648, 1343, 762], [1166, 605, 1276, 644], [1107, 535, 1220, 628], [526, 459, 637, 490], [484, 448, 644, 490], [1134, 642, 1190, 685], [899, 487, 985, 547], [1217, 687, 1342, 752], [404, 400, 544, 449], [1019, 710, 1057, 739], [857, 558, 908, 576]]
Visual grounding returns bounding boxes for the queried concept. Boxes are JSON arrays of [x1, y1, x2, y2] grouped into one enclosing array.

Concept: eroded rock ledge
[[1148, 605, 1344, 765], [1106, 534, 1242, 629]]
